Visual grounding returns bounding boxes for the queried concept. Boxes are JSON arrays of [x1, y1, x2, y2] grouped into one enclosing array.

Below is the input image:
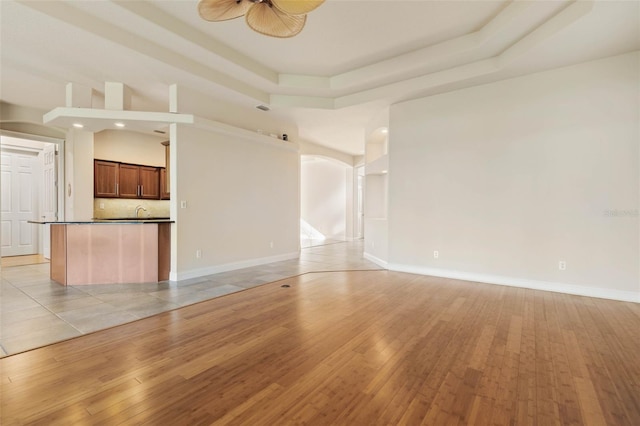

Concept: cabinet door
[[160, 168, 170, 200], [139, 166, 160, 199], [119, 164, 140, 198], [94, 160, 119, 198]]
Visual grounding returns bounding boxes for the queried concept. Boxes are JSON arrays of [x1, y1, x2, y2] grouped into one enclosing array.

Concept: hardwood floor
[[1, 254, 49, 268], [1, 270, 639, 425]]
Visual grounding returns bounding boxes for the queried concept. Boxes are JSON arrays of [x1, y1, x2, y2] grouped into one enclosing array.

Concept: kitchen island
[[37, 219, 173, 286]]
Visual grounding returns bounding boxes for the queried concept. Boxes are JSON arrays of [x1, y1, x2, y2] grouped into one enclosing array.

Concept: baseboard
[[387, 263, 640, 303], [170, 251, 300, 282], [363, 252, 388, 268]]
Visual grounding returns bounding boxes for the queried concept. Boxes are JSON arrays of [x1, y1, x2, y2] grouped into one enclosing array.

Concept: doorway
[[1, 133, 62, 259], [300, 155, 353, 248]]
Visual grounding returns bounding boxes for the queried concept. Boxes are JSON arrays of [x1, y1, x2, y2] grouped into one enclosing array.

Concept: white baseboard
[[387, 263, 640, 303], [363, 252, 388, 268], [169, 251, 300, 282]]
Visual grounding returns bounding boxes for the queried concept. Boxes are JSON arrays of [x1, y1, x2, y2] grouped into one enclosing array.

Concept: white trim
[[388, 263, 640, 303], [363, 252, 388, 268], [0, 130, 64, 145], [170, 251, 300, 282], [192, 116, 299, 153]]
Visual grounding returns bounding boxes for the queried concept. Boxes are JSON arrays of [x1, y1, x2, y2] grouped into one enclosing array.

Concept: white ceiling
[[1, 0, 638, 155]]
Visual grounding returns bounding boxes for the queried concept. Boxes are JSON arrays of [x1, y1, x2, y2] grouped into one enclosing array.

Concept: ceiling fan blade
[[246, 3, 306, 38], [271, 0, 325, 16], [198, 0, 251, 22]]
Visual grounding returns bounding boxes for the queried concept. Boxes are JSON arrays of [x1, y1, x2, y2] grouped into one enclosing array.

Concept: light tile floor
[[0, 240, 380, 356]]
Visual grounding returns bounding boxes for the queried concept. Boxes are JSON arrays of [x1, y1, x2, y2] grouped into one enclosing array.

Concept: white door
[[1, 149, 39, 256], [41, 144, 58, 258]]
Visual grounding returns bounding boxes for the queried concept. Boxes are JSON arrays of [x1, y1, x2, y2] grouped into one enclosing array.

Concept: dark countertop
[[29, 218, 174, 225]]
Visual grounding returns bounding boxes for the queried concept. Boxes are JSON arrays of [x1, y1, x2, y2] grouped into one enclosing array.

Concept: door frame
[[0, 130, 65, 257]]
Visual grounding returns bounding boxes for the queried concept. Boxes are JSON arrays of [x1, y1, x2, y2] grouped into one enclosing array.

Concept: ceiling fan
[[198, 0, 325, 38]]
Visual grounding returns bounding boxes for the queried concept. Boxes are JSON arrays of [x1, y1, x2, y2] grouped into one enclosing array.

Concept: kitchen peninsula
[[40, 219, 172, 286]]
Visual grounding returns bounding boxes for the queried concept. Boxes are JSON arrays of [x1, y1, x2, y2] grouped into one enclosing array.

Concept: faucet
[[135, 205, 148, 218]]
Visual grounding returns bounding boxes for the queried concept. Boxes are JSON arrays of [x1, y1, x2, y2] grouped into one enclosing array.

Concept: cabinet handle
[[116, 183, 119, 195], [141, 185, 144, 196]]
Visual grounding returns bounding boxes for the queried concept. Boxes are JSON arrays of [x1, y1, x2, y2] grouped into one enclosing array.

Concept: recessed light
[[114, 122, 125, 128], [72, 123, 84, 128], [381, 128, 388, 134], [381, 170, 388, 174]]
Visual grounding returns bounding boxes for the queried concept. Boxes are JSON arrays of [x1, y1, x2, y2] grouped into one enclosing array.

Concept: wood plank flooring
[[1, 254, 49, 268], [1, 270, 639, 425]]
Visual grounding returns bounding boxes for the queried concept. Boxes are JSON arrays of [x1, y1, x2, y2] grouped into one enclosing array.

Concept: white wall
[[0, 102, 66, 140], [301, 157, 349, 240], [300, 140, 354, 166], [94, 129, 166, 166], [172, 122, 300, 279], [388, 52, 639, 302], [174, 87, 299, 143]]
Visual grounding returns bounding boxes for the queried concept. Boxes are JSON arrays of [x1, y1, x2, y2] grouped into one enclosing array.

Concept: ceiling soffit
[[19, 0, 592, 110]]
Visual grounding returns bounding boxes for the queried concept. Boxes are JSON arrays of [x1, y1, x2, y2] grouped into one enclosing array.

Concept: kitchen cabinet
[[118, 164, 140, 198], [94, 160, 119, 198], [160, 168, 170, 200], [119, 164, 160, 199], [139, 166, 160, 199], [94, 160, 162, 199]]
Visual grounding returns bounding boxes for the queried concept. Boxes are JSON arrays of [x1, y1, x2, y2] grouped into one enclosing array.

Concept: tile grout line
[[1, 241, 378, 356]]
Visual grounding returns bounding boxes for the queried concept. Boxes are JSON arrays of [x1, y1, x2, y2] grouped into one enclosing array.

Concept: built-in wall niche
[[364, 127, 389, 219], [365, 128, 388, 164], [363, 119, 389, 264]]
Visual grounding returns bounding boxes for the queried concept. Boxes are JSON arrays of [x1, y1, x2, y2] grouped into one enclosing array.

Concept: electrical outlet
[[434, 250, 439, 259], [180, 201, 187, 209], [270, 241, 274, 248], [196, 249, 202, 259], [559, 261, 566, 270], [99, 202, 105, 210]]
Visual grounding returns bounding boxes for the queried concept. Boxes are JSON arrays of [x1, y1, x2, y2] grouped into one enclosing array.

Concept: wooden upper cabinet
[[118, 164, 140, 198], [94, 160, 163, 199], [160, 168, 170, 200], [139, 166, 160, 199], [94, 160, 119, 198]]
